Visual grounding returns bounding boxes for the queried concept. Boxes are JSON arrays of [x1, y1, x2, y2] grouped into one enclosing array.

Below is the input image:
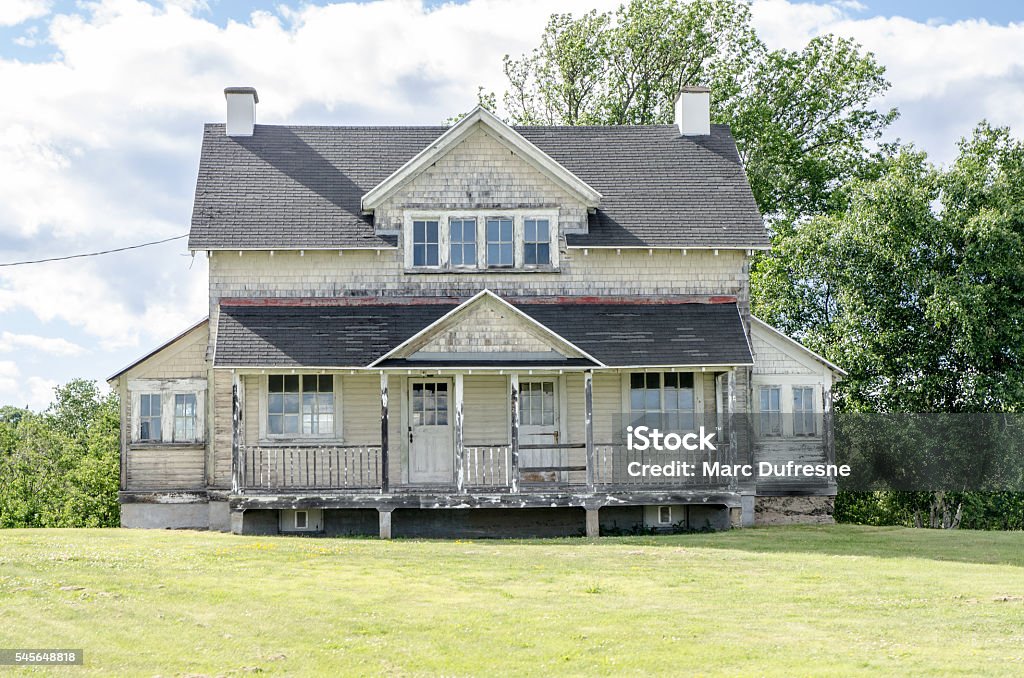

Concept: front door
[[408, 380, 453, 484], [519, 379, 561, 483]]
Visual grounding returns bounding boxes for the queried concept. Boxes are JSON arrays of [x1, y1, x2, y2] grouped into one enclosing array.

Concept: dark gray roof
[[189, 123, 767, 250], [214, 299, 752, 368]]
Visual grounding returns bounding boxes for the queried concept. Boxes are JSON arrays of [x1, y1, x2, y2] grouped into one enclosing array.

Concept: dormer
[[360, 107, 602, 272]]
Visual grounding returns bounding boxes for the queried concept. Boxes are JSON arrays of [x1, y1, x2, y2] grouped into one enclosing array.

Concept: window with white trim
[[449, 217, 477, 267], [412, 219, 440, 267], [658, 506, 673, 524], [268, 375, 335, 437], [139, 393, 162, 442], [793, 386, 816, 436], [129, 378, 206, 444], [520, 381, 555, 426], [759, 386, 782, 436], [629, 372, 695, 429], [173, 393, 198, 442], [486, 217, 514, 267], [524, 218, 550, 266]]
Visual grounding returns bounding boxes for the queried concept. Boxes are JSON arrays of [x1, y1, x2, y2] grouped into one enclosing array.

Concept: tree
[[496, 0, 895, 221], [0, 379, 119, 527], [753, 124, 1024, 413]]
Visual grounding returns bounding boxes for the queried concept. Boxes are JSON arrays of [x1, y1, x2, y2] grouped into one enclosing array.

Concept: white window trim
[[792, 386, 817, 436], [127, 378, 207, 444], [258, 374, 343, 444], [621, 370, 703, 422], [403, 209, 560, 271], [658, 506, 673, 525]]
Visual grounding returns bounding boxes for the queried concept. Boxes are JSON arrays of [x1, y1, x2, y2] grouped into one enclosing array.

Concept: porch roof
[[214, 297, 753, 369]]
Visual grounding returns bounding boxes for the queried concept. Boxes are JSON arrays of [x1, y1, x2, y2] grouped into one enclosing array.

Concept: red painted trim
[[219, 294, 739, 308]]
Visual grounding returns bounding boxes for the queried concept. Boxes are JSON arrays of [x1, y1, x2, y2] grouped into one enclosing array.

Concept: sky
[[0, 0, 1023, 409]]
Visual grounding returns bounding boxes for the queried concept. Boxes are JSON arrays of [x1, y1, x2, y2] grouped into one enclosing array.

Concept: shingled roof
[[214, 299, 753, 368], [189, 123, 767, 250]]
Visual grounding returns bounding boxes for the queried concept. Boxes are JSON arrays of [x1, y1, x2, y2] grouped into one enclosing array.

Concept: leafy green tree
[[0, 379, 119, 527], [496, 0, 895, 220], [753, 124, 1024, 413]]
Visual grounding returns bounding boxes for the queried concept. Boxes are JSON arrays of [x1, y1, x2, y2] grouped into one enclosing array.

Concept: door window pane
[[520, 381, 556, 426], [412, 382, 448, 427]]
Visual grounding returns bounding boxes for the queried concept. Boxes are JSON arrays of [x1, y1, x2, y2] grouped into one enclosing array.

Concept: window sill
[[255, 439, 346, 447], [403, 267, 560, 275], [128, 442, 206, 450]]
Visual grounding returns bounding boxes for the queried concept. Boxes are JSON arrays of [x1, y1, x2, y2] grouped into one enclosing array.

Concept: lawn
[[0, 526, 1022, 676]]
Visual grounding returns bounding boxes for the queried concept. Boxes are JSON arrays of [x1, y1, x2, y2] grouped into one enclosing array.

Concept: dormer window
[[404, 210, 559, 272], [412, 219, 440, 267], [485, 218, 514, 268]]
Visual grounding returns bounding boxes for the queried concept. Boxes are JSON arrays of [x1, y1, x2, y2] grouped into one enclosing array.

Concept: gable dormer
[[361, 107, 601, 272]]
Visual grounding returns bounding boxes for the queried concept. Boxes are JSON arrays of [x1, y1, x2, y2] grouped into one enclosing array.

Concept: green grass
[[1, 526, 1023, 676]]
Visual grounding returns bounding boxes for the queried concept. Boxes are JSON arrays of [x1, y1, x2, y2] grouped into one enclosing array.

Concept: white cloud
[[0, 361, 57, 411], [0, 331, 86, 356], [0, 0, 1023, 407], [0, 0, 51, 27]]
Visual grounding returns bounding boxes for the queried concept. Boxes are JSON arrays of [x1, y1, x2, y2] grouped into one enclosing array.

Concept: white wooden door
[[519, 380, 561, 482], [409, 380, 453, 484]]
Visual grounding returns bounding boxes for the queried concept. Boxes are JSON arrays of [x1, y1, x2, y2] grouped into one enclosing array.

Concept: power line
[[0, 234, 189, 267]]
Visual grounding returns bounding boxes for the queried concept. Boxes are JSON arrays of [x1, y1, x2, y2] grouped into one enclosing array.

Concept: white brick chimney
[[674, 86, 710, 136], [224, 86, 259, 137]]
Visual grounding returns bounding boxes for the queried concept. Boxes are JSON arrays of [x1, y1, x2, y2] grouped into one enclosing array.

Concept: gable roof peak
[[360, 108, 603, 212]]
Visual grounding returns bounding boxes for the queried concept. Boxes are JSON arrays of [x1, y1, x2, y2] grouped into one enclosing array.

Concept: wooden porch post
[[510, 372, 520, 494], [584, 370, 595, 491], [726, 369, 738, 491], [231, 370, 242, 494], [380, 372, 389, 493], [454, 372, 465, 493]]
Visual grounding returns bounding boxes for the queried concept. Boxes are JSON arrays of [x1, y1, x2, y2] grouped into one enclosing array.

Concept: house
[[108, 86, 845, 537]]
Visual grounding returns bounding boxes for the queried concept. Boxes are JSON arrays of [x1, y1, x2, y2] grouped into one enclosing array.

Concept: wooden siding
[[126, 446, 205, 490]]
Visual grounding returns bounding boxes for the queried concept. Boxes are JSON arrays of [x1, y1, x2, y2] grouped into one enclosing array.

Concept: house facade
[[109, 86, 844, 537]]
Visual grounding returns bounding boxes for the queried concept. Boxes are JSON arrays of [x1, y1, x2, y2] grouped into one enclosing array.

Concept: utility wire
[[0, 233, 189, 267]]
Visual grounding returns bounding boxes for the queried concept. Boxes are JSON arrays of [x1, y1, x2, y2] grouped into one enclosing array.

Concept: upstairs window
[[412, 219, 439, 267], [524, 218, 550, 266], [486, 217, 514, 267], [449, 218, 477, 267], [139, 393, 162, 442]]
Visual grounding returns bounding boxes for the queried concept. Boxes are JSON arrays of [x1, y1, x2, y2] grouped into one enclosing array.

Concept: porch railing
[[242, 444, 382, 491]]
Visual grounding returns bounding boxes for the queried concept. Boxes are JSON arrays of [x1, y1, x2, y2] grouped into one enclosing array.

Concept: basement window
[[295, 510, 308, 530], [658, 506, 672, 524]]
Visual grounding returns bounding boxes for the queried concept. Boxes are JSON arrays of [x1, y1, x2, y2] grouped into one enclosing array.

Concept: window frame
[[628, 371, 697, 430], [128, 378, 207, 445], [411, 218, 441, 268], [260, 373, 342, 443], [793, 386, 817, 436], [758, 385, 783, 437], [403, 209, 559, 272], [448, 217, 477, 269], [138, 392, 163, 442], [657, 506, 673, 525], [523, 217, 551, 267]]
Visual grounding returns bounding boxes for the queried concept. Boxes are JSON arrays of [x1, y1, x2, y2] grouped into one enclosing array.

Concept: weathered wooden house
[[108, 86, 844, 537]]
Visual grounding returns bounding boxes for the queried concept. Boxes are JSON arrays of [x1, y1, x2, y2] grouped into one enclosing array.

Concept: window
[[658, 506, 673, 525], [139, 393, 161, 442], [449, 218, 477, 267], [412, 219, 439, 267], [486, 217, 514, 267], [520, 381, 555, 426], [524, 218, 550, 265], [759, 386, 782, 436], [173, 393, 198, 442], [268, 375, 334, 437], [793, 387, 816, 436], [411, 382, 448, 426], [295, 510, 308, 529], [630, 372, 695, 429]]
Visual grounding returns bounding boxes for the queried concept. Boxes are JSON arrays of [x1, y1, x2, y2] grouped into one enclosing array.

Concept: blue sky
[[1, 0, 1023, 409]]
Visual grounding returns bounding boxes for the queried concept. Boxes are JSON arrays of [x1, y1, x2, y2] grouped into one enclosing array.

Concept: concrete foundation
[[231, 509, 279, 535], [121, 502, 209, 529], [754, 495, 835, 526], [208, 500, 231, 532], [391, 507, 586, 538]]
